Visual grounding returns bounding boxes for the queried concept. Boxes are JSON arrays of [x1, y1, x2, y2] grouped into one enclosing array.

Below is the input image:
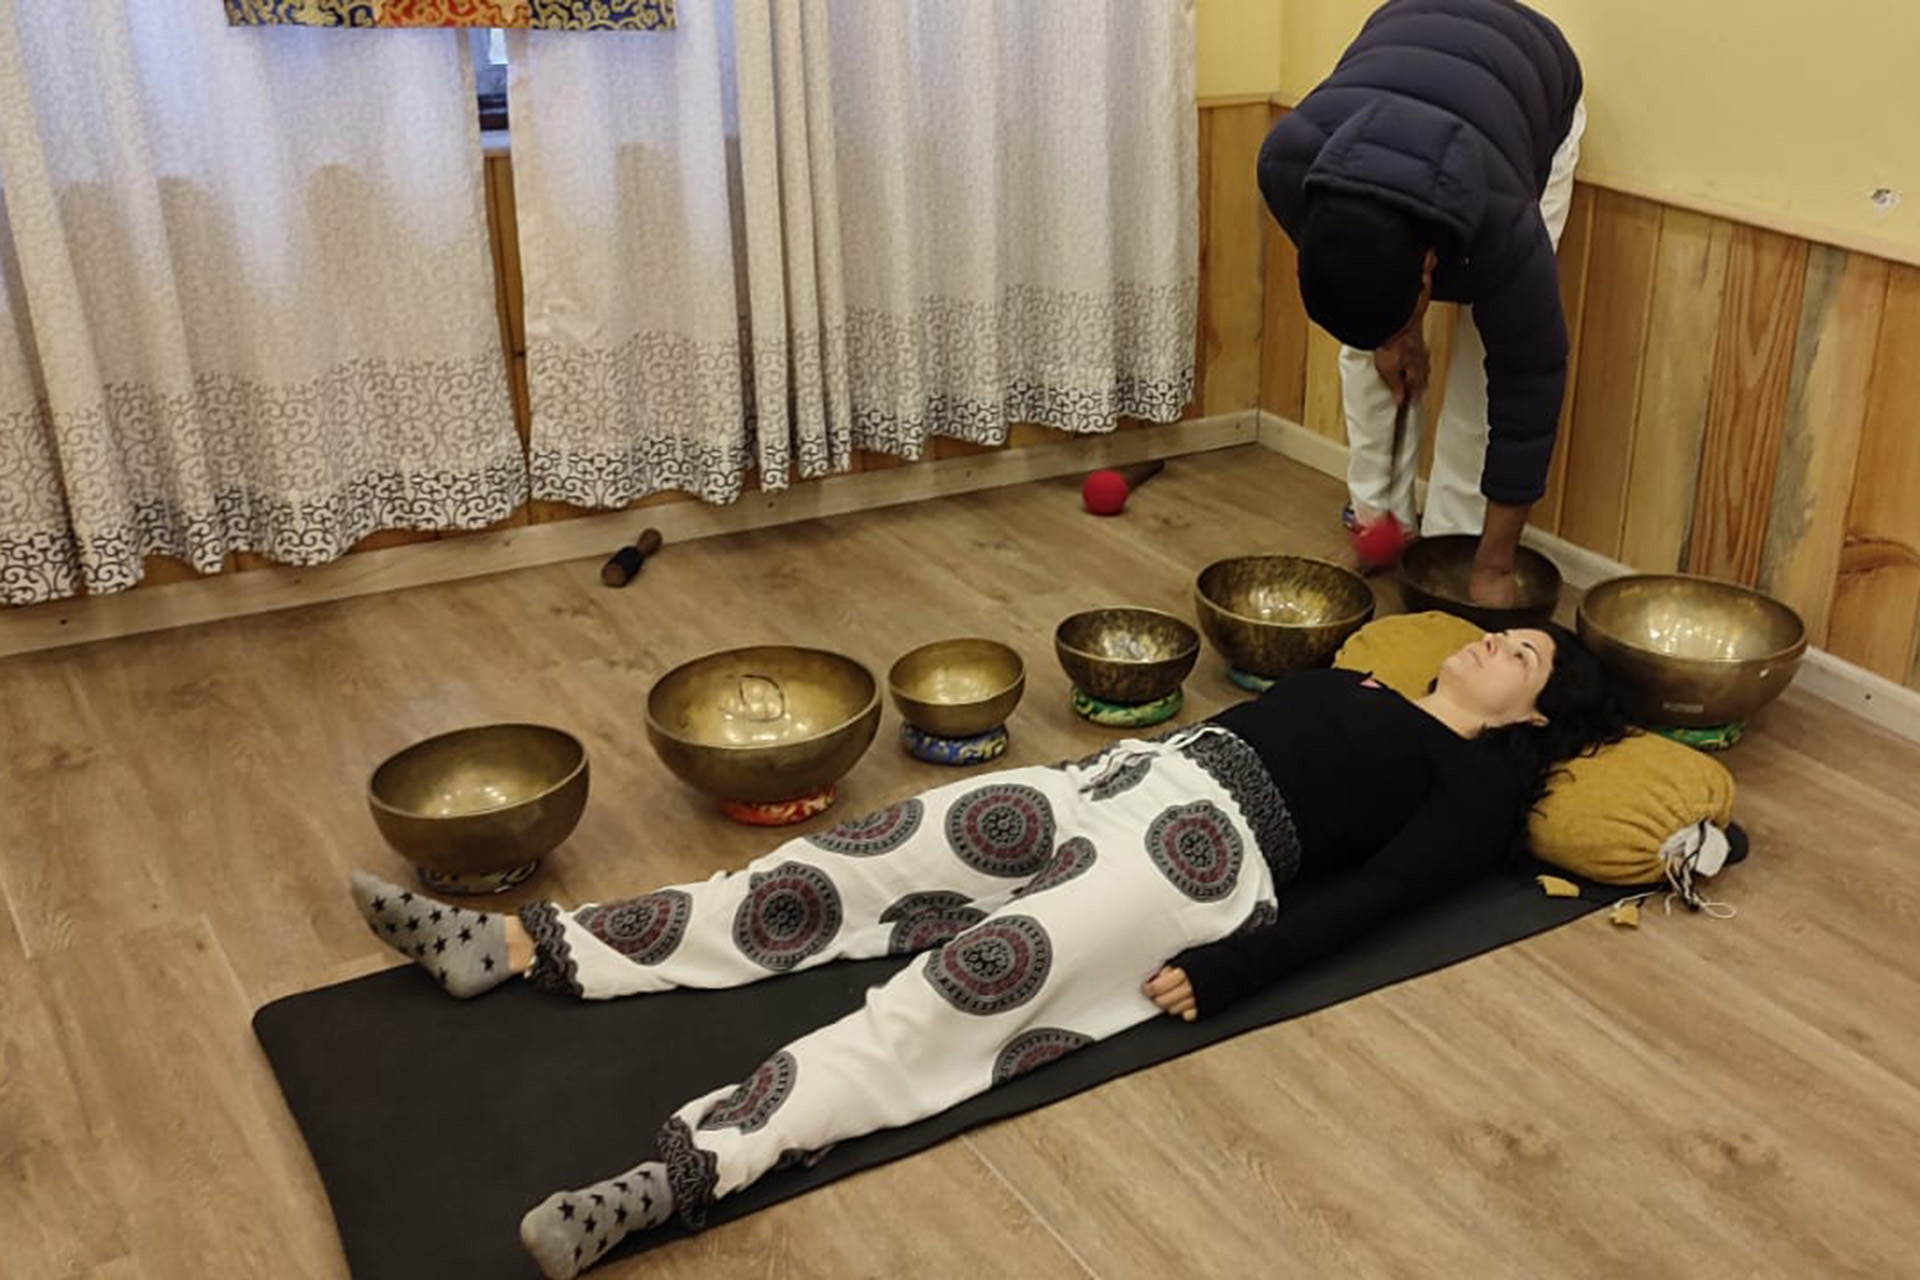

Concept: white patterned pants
[[1340, 99, 1588, 535], [518, 729, 1297, 1225]]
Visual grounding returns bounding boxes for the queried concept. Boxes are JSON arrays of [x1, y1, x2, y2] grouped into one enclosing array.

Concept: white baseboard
[[1254, 410, 1920, 747], [1254, 412, 1351, 481], [0, 414, 1256, 659]]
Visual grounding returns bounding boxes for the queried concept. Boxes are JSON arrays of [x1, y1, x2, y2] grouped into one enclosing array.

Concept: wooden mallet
[[1352, 402, 1414, 569], [601, 527, 665, 588]]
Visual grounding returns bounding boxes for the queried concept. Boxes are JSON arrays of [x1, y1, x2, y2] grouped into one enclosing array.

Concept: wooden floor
[[5, 444, 1918, 1280]]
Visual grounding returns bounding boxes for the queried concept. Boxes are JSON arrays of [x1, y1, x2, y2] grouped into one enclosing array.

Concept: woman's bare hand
[[1143, 965, 1198, 1022]]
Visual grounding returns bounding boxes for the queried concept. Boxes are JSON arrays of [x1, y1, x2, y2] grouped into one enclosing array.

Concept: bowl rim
[[1395, 534, 1564, 608], [645, 643, 882, 751], [887, 636, 1028, 706], [1194, 553, 1376, 630], [1053, 606, 1201, 666], [1577, 572, 1809, 666], [367, 722, 588, 821]]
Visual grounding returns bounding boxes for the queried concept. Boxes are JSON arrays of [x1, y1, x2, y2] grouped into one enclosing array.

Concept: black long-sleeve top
[[1174, 668, 1529, 1014]]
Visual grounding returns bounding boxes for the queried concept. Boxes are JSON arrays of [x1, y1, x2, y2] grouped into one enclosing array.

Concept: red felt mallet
[[1352, 513, 1413, 570], [1082, 459, 1166, 516]]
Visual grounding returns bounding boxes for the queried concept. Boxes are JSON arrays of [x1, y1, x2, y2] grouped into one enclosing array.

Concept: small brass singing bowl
[[1195, 555, 1375, 677], [888, 638, 1027, 739], [1396, 535, 1563, 632], [1054, 608, 1200, 706], [367, 724, 589, 895], [646, 645, 882, 812], [1578, 574, 1807, 728]]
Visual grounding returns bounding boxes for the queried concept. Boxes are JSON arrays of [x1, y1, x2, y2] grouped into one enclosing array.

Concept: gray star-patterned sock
[[349, 872, 511, 999], [520, 1162, 673, 1280]]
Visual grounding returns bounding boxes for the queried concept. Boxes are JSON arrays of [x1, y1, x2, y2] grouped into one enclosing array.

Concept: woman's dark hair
[[1480, 621, 1632, 812]]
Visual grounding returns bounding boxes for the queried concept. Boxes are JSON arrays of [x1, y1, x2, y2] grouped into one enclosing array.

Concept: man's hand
[[1468, 564, 1521, 608], [1373, 329, 1430, 407], [1470, 500, 1533, 608], [1143, 965, 1198, 1022]]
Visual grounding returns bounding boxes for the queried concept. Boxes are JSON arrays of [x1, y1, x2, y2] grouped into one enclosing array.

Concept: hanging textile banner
[[224, 1, 674, 29]]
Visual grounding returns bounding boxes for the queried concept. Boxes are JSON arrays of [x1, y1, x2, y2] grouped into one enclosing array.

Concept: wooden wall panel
[[1257, 104, 1308, 424], [483, 153, 529, 444], [1199, 103, 1271, 416], [1303, 326, 1346, 442], [1757, 247, 1891, 645], [1535, 184, 1598, 534], [1827, 264, 1920, 680], [1618, 208, 1733, 572], [1258, 206, 1310, 423], [1557, 191, 1662, 557], [1686, 225, 1811, 583]]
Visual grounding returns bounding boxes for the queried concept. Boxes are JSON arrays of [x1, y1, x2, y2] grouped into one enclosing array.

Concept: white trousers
[[519, 730, 1296, 1225], [1340, 100, 1587, 535]]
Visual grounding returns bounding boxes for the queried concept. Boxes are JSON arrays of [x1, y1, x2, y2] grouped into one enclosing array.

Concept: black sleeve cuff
[[1171, 943, 1260, 1018]]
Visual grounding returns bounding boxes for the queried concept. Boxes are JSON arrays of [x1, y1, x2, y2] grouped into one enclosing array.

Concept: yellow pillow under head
[[1333, 612, 1736, 886], [1333, 611, 1483, 699]]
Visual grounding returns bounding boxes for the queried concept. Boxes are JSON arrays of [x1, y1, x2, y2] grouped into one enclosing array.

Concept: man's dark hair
[[1297, 192, 1436, 350]]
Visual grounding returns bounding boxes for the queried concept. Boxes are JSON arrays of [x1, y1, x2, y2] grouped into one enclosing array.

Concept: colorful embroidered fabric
[[224, 0, 674, 30]]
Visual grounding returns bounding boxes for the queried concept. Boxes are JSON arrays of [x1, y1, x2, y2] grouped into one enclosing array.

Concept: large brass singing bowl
[[889, 638, 1027, 739], [647, 646, 882, 804], [1195, 555, 1375, 676], [1397, 535, 1562, 632], [1578, 574, 1807, 727], [367, 724, 589, 884], [1054, 608, 1200, 705]]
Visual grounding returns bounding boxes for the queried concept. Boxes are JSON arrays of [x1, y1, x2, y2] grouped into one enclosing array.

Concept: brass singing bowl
[[888, 638, 1027, 738], [646, 645, 882, 804], [367, 724, 589, 877], [1054, 608, 1200, 705], [1578, 574, 1807, 727], [1397, 535, 1563, 632], [1195, 555, 1375, 676]]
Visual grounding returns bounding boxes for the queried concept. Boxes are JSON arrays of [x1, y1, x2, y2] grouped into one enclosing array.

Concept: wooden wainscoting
[[1259, 105, 1920, 694]]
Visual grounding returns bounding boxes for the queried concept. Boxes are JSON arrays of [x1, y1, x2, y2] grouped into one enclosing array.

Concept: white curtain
[[510, 0, 1196, 507], [505, 4, 751, 507], [0, 0, 522, 606]]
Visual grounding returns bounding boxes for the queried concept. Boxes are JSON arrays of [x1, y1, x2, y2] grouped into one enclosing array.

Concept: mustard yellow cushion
[[1333, 612, 1736, 885], [1332, 611, 1485, 699], [1527, 732, 1735, 884]]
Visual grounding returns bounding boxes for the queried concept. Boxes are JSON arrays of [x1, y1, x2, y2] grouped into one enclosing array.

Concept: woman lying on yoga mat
[[349, 621, 1626, 1280]]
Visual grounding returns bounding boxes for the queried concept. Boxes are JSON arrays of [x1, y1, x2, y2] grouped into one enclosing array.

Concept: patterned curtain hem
[[526, 369, 1195, 511], [1, 354, 525, 606], [851, 373, 1197, 462], [0, 460, 526, 606], [526, 279, 1198, 510], [529, 433, 754, 510]]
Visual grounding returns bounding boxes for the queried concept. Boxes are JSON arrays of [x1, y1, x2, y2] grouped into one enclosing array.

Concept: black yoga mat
[[255, 865, 1615, 1280]]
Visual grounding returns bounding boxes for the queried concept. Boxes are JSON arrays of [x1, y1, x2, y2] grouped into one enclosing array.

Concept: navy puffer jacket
[[1259, 0, 1583, 505]]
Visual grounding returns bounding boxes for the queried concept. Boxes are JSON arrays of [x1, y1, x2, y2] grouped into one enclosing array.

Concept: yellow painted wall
[[1276, 0, 1920, 261], [1195, 0, 1283, 98]]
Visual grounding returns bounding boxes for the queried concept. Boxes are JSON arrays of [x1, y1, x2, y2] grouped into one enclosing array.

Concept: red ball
[[1082, 469, 1131, 516], [1352, 514, 1413, 570]]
